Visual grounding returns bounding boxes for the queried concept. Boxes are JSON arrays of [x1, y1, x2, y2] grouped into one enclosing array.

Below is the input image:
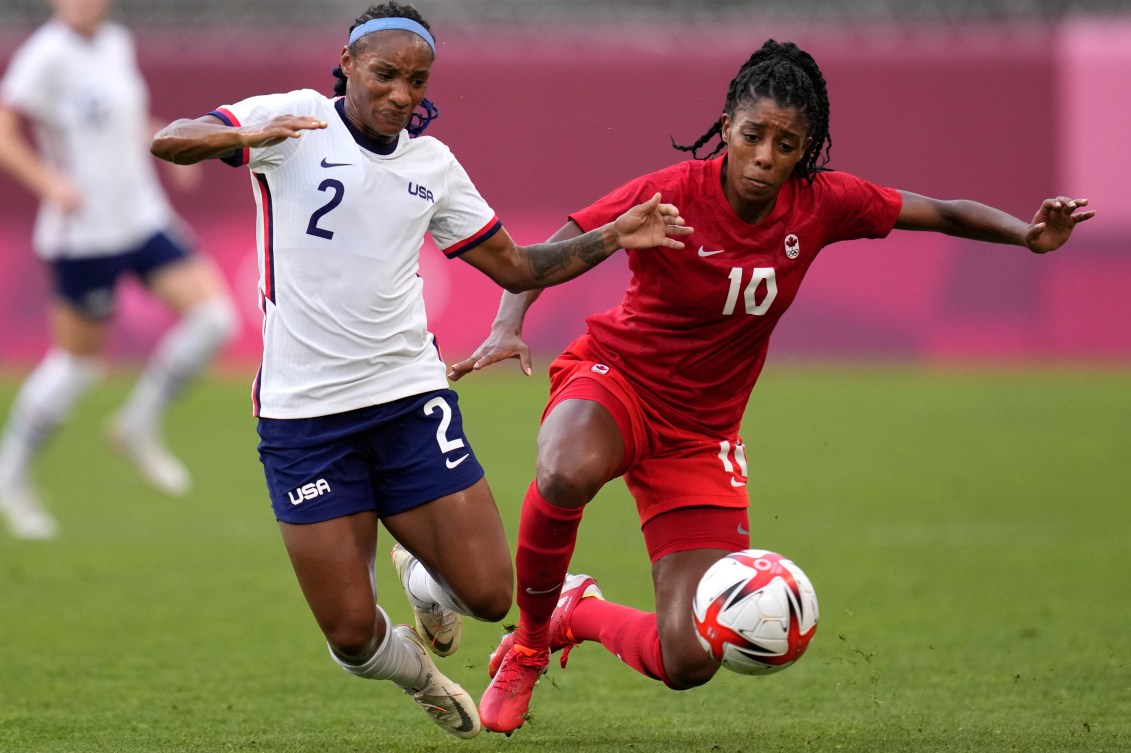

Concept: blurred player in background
[[451, 38, 1095, 734], [149, 2, 690, 739], [0, 0, 238, 540]]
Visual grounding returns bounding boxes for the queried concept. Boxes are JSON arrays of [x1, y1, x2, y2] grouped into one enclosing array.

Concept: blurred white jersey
[[0, 20, 173, 258], [213, 89, 501, 419]]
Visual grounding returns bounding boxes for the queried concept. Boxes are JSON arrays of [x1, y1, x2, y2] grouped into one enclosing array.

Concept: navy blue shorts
[[49, 229, 194, 319], [258, 389, 486, 525]]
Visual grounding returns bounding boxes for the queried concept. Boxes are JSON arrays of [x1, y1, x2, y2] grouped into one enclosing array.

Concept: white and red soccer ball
[[692, 549, 819, 675]]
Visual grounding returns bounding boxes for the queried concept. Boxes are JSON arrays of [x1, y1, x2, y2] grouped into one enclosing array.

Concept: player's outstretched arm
[[895, 191, 1095, 253], [459, 193, 691, 295], [448, 220, 587, 381], [151, 114, 328, 165]]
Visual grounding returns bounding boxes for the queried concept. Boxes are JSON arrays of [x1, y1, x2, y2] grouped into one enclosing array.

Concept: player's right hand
[[448, 327, 532, 381], [241, 115, 328, 148], [43, 173, 81, 213]]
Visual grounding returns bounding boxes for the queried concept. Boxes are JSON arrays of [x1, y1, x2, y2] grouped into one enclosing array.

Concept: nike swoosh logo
[[445, 454, 470, 469], [449, 696, 477, 734], [737, 523, 750, 535], [525, 582, 563, 596], [698, 246, 725, 257], [320, 158, 352, 168], [730, 478, 746, 487], [420, 623, 455, 655], [414, 689, 477, 734]]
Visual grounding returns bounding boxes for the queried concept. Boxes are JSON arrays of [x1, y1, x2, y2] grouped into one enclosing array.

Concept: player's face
[[340, 31, 433, 142], [720, 97, 812, 221]]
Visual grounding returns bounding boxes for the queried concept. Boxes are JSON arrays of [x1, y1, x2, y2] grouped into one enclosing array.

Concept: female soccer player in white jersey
[[0, 0, 238, 539], [149, 2, 691, 740], [450, 39, 1095, 734]]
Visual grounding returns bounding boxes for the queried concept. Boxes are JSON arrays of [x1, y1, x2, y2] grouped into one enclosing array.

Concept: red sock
[[513, 482, 584, 650], [569, 597, 671, 686]]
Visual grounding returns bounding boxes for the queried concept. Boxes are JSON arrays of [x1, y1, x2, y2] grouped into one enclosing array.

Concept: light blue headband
[[348, 18, 436, 54]]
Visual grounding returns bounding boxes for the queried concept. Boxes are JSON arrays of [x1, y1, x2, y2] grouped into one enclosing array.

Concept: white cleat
[[0, 483, 58, 540], [396, 625, 481, 739], [391, 543, 462, 657], [109, 426, 191, 497]]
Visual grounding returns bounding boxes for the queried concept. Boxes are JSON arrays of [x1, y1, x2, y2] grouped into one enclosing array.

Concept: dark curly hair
[[672, 39, 832, 184]]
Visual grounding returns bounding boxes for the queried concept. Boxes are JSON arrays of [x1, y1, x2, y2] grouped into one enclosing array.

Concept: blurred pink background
[[1, 20, 1127, 370]]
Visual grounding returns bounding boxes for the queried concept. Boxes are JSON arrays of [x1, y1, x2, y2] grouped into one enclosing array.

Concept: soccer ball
[[692, 549, 819, 675]]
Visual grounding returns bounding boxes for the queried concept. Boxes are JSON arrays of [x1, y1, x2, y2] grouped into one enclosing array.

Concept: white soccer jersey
[[212, 89, 502, 419], [0, 20, 172, 258]]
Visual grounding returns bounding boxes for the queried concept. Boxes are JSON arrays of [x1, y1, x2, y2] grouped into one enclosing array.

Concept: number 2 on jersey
[[722, 267, 777, 316], [306, 179, 345, 240]]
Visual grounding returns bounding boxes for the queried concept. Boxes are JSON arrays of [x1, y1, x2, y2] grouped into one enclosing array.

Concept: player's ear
[[340, 45, 353, 76]]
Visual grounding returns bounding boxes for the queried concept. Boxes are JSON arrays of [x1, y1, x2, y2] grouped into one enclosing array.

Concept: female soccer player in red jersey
[[450, 38, 1095, 734]]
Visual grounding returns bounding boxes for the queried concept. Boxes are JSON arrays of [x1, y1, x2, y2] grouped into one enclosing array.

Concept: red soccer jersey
[[568, 156, 902, 437]]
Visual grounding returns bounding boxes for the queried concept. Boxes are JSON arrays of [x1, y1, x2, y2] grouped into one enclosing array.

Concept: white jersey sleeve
[[209, 89, 323, 172], [428, 150, 502, 257], [0, 26, 55, 120]]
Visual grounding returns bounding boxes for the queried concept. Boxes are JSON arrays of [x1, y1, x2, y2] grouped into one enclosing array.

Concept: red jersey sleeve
[[815, 171, 903, 243]]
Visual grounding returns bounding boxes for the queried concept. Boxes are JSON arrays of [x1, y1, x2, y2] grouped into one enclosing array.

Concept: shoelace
[[410, 691, 455, 718], [496, 650, 548, 692], [558, 641, 579, 669], [429, 608, 461, 632]]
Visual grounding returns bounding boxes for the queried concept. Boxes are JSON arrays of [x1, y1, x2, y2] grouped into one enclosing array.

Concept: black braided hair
[[330, 3, 439, 136], [672, 39, 832, 184]]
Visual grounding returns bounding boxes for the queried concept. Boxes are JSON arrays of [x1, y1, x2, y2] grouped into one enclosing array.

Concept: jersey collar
[[334, 97, 400, 156]]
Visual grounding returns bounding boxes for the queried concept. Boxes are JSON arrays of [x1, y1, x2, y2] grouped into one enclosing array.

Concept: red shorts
[[545, 336, 752, 562]]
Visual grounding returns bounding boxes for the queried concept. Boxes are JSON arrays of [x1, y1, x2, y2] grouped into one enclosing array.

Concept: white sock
[[116, 297, 237, 435], [329, 606, 426, 689], [405, 559, 471, 616], [0, 349, 100, 485]]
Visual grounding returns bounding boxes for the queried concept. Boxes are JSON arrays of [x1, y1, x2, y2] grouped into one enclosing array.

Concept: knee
[[536, 463, 605, 508], [661, 648, 720, 690], [467, 589, 512, 624], [458, 575, 513, 624], [323, 617, 380, 659]]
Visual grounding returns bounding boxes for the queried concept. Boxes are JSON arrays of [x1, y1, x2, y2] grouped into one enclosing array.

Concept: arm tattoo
[[528, 230, 608, 281]]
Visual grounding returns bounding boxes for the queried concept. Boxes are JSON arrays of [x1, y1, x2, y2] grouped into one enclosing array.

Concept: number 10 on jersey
[[723, 267, 777, 316]]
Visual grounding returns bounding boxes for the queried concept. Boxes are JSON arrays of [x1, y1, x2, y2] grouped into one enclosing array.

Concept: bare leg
[[382, 477, 513, 622], [279, 508, 483, 738], [652, 548, 730, 688], [279, 511, 383, 658]]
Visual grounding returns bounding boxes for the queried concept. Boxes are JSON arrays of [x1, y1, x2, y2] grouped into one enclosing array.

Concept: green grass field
[[1, 365, 1128, 753]]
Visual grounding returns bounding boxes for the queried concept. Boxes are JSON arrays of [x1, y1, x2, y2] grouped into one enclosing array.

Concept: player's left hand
[[611, 193, 693, 250], [447, 325, 532, 381], [1025, 197, 1095, 254]]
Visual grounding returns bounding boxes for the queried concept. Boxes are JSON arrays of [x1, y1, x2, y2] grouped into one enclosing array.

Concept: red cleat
[[548, 573, 602, 668], [479, 643, 549, 734], [481, 574, 604, 734], [487, 573, 604, 679]]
